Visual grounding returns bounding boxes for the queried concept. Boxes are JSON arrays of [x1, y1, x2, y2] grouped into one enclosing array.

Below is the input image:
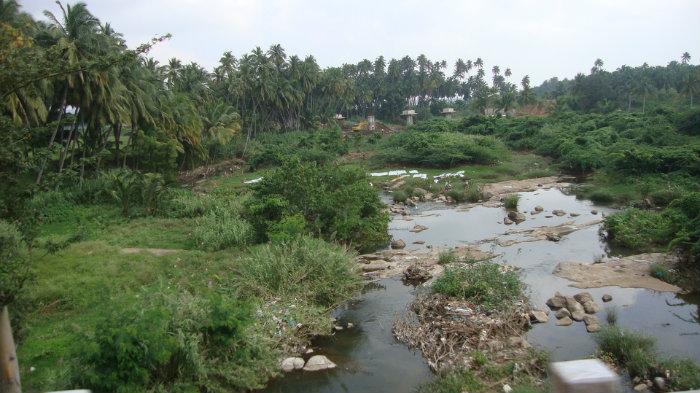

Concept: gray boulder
[[281, 357, 305, 372], [303, 355, 337, 371], [391, 239, 406, 249]]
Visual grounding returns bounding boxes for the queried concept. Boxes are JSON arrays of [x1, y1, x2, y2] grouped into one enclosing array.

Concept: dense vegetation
[[2, 0, 700, 392]]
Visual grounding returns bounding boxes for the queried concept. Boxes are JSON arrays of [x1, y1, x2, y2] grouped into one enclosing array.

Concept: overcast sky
[[20, 0, 700, 85]]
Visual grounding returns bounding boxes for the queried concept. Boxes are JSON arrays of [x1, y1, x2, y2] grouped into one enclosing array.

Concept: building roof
[[401, 109, 417, 116]]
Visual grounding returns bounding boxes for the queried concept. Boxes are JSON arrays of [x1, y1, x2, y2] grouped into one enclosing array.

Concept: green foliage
[[447, 188, 466, 202], [376, 131, 508, 168], [595, 326, 656, 378], [392, 190, 408, 203], [101, 169, 143, 216], [234, 236, 361, 308], [0, 220, 32, 306], [504, 194, 520, 210], [604, 208, 675, 250], [248, 159, 389, 252], [192, 206, 252, 251], [432, 263, 522, 311], [606, 307, 618, 325], [141, 173, 166, 215], [78, 289, 271, 393], [649, 263, 673, 282], [659, 358, 700, 391], [266, 213, 308, 243], [417, 369, 483, 393], [438, 250, 458, 265], [247, 129, 348, 170], [465, 182, 482, 202]]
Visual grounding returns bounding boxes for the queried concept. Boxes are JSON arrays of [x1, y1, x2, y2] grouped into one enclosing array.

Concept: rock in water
[[281, 357, 305, 372], [390, 239, 406, 249], [653, 377, 666, 391], [586, 323, 601, 333], [556, 316, 573, 326], [303, 355, 337, 371], [507, 211, 526, 223], [582, 314, 599, 326], [574, 292, 594, 304], [571, 311, 585, 322], [591, 209, 598, 215], [583, 300, 600, 314], [555, 309, 571, 319], [565, 297, 585, 315], [409, 224, 429, 233], [534, 205, 544, 212], [552, 209, 566, 216], [602, 294, 613, 302], [530, 310, 549, 324], [546, 293, 567, 309]]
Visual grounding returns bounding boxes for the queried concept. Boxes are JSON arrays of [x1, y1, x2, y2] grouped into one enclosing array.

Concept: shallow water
[[262, 187, 700, 392]]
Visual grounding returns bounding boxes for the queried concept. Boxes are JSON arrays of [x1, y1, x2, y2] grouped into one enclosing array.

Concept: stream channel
[[262, 186, 700, 393]]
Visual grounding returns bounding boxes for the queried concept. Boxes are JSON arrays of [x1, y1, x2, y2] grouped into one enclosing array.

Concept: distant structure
[[401, 109, 417, 125], [367, 115, 376, 131], [441, 107, 456, 119]]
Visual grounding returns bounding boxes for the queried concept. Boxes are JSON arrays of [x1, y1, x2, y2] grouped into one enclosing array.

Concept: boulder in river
[[507, 211, 526, 223], [391, 239, 406, 249], [546, 293, 567, 309], [555, 308, 571, 319], [409, 224, 429, 233], [546, 233, 561, 242], [602, 294, 613, 302], [583, 300, 600, 314], [573, 292, 594, 304], [571, 311, 585, 321], [565, 297, 585, 315], [586, 322, 601, 333], [281, 357, 305, 372], [552, 209, 566, 216], [556, 316, 573, 326], [591, 209, 598, 215], [303, 355, 337, 371], [534, 205, 544, 212], [504, 217, 513, 225], [530, 310, 549, 324], [403, 264, 431, 284]]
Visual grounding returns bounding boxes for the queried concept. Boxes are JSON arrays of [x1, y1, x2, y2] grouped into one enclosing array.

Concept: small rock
[[534, 205, 544, 212], [566, 297, 585, 314], [545, 215, 553, 218], [305, 348, 314, 354], [303, 355, 337, 371], [507, 211, 526, 223], [504, 217, 513, 225], [582, 314, 600, 326], [552, 209, 566, 216], [391, 239, 406, 249], [409, 224, 429, 233], [634, 383, 649, 391], [591, 209, 598, 215], [481, 191, 494, 200], [405, 199, 415, 207], [556, 316, 573, 326], [281, 357, 305, 372], [333, 325, 343, 332], [503, 384, 513, 393], [586, 323, 601, 333], [546, 233, 561, 242], [602, 294, 613, 302], [403, 264, 432, 284], [653, 377, 666, 390], [530, 310, 549, 324], [347, 322, 354, 329], [583, 300, 600, 314], [413, 240, 425, 244], [574, 292, 594, 304], [546, 293, 567, 309], [555, 309, 571, 319], [571, 311, 585, 321]]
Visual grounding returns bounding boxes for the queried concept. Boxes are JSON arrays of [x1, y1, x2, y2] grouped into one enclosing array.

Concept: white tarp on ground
[[433, 170, 464, 182], [370, 170, 408, 177], [243, 177, 263, 184]]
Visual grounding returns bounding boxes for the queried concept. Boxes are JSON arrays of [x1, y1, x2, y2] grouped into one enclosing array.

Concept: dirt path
[[120, 247, 180, 257]]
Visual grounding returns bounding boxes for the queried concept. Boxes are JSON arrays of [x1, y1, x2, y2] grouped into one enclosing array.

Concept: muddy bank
[[554, 253, 682, 292]]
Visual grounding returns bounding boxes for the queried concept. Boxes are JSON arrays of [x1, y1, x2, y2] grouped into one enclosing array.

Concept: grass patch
[[438, 250, 458, 265], [432, 262, 521, 312], [392, 190, 408, 203], [504, 194, 520, 210]]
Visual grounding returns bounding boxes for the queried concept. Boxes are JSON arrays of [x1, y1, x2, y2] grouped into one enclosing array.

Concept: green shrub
[[266, 213, 308, 243], [26, 191, 75, 224], [234, 236, 361, 307], [432, 263, 521, 311], [604, 208, 675, 250], [79, 289, 271, 393], [438, 250, 457, 265], [375, 131, 507, 168], [595, 326, 656, 378], [417, 369, 482, 393], [193, 207, 252, 251], [392, 190, 408, 203], [100, 169, 142, 216], [588, 189, 615, 204], [247, 128, 348, 170], [504, 194, 519, 210], [659, 358, 700, 391], [162, 188, 214, 218], [649, 263, 673, 282], [465, 182, 482, 203], [247, 159, 389, 252], [140, 173, 166, 215], [0, 220, 32, 306], [606, 307, 617, 325], [447, 188, 465, 203]]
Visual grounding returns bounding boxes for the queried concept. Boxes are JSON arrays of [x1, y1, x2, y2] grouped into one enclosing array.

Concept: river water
[[261, 187, 700, 392]]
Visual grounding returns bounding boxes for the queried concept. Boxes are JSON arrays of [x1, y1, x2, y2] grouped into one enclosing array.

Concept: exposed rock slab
[[553, 253, 681, 292]]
